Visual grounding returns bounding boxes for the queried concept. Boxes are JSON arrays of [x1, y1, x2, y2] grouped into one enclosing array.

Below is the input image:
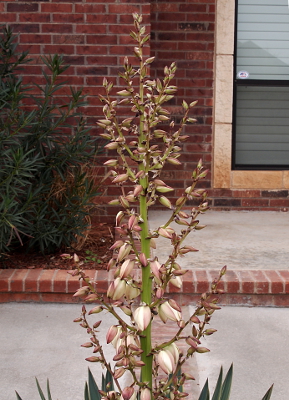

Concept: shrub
[[0, 26, 99, 255]]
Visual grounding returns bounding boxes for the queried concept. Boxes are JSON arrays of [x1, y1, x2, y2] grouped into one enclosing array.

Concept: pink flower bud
[[133, 305, 151, 331], [104, 159, 118, 166], [119, 259, 135, 279], [114, 367, 126, 379], [169, 276, 182, 289], [111, 278, 126, 300], [73, 253, 79, 263], [165, 343, 180, 365], [106, 325, 119, 344], [158, 227, 172, 239], [139, 252, 148, 267], [158, 195, 172, 209], [157, 349, 174, 374], [150, 259, 162, 283], [159, 301, 182, 323], [140, 388, 151, 400], [133, 185, 143, 197], [156, 287, 164, 298], [128, 214, 137, 230], [112, 174, 128, 184], [121, 387, 136, 400], [168, 298, 182, 312], [73, 286, 89, 298], [117, 244, 132, 262], [110, 240, 124, 250], [125, 283, 140, 300], [81, 342, 93, 348], [88, 306, 103, 315], [116, 211, 125, 226]]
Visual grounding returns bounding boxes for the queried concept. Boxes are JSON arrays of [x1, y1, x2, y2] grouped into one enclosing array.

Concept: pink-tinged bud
[[107, 258, 116, 271], [157, 350, 174, 374], [93, 321, 102, 329], [158, 195, 172, 209], [133, 225, 142, 232], [84, 294, 99, 302], [112, 174, 128, 184], [140, 388, 151, 400], [104, 159, 118, 167], [110, 277, 126, 300], [173, 269, 188, 276], [85, 356, 101, 362], [133, 185, 143, 197], [181, 245, 199, 253], [125, 283, 140, 300], [159, 301, 182, 323], [128, 214, 137, 230], [169, 276, 182, 289], [156, 287, 164, 298], [165, 343, 180, 365], [119, 259, 135, 279], [156, 185, 174, 193], [121, 387, 136, 400], [196, 347, 210, 354], [204, 329, 217, 336], [150, 238, 156, 249], [73, 286, 89, 298], [73, 253, 79, 263], [167, 157, 181, 165], [73, 317, 82, 323], [135, 170, 145, 179], [116, 211, 125, 227], [81, 342, 93, 348], [105, 142, 118, 150], [186, 337, 198, 349], [114, 367, 126, 379], [119, 196, 130, 209], [139, 253, 148, 267], [158, 227, 172, 239], [106, 325, 119, 344], [110, 240, 124, 250], [178, 319, 186, 328], [179, 211, 189, 219], [117, 244, 132, 262], [150, 259, 162, 283], [108, 199, 120, 206], [120, 305, 132, 316], [168, 298, 182, 312], [190, 315, 200, 324], [133, 305, 151, 331]]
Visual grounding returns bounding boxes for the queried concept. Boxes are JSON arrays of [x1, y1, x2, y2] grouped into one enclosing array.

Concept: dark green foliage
[[0, 26, 100, 255]]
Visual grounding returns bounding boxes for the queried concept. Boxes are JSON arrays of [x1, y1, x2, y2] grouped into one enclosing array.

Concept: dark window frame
[[232, 0, 289, 171]]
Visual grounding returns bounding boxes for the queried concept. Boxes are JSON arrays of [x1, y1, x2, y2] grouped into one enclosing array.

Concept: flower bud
[[119, 259, 135, 279], [73, 286, 89, 298], [140, 388, 151, 400], [159, 301, 182, 323], [114, 367, 126, 379], [169, 276, 182, 289], [150, 259, 161, 283], [81, 342, 93, 348], [125, 283, 140, 300], [106, 325, 119, 344], [158, 195, 172, 209], [165, 343, 180, 365], [104, 159, 118, 167], [116, 211, 125, 226], [121, 387, 136, 400], [139, 252, 148, 267], [112, 278, 127, 300], [117, 244, 132, 262], [133, 305, 151, 331], [88, 306, 103, 315], [157, 350, 174, 374]]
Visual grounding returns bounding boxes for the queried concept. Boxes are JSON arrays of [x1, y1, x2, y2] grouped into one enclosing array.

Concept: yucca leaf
[[211, 366, 223, 400], [104, 368, 114, 391], [198, 379, 210, 400], [46, 380, 52, 400], [220, 364, 233, 400], [84, 382, 90, 400], [261, 384, 274, 400], [15, 391, 23, 400], [35, 378, 47, 400], [88, 368, 101, 400]]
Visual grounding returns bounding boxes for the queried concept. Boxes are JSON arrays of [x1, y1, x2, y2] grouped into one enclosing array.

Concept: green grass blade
[[15, 391, 24, 400], [261, 384, 274, 400], [88, 368, 101, 400], [35, 378, 47, 400], [211, 366, 223, 400], [198, 379, 210, 400], [220, 364, 233, 400]]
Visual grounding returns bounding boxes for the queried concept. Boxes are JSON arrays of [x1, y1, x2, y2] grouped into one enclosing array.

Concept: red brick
[[25, 269, 42, 292], [278, 271, 289, 293], [38, 270, 56, 293], [7, 3, 38, 12], [52, 13, 84, 23], [264, 270, 284, 294], [194, 270, 209, 293], [223, 270, 240, 293], [0, 270, 15, 292], [239, 270, 254, 293], [53, 270, 69, 293], [41, 4, 73, 13], [250, 271, 270, 294], [10, 270, 28, 292]]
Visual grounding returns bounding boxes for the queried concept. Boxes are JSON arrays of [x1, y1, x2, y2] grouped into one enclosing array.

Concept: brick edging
[[1, 268, 289, 307]]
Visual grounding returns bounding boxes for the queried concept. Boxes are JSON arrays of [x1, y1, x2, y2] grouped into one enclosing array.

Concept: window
[[233, 0, 289, 169]]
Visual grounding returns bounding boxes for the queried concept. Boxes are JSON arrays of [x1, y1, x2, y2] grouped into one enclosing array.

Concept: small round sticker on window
[[237, 70, 249, 79]]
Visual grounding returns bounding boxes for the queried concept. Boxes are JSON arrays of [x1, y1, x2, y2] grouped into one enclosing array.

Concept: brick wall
[[1, 0, 288, 221]]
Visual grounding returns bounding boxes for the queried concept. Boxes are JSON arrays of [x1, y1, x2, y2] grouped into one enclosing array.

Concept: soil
[[0, 222, 115, 270]]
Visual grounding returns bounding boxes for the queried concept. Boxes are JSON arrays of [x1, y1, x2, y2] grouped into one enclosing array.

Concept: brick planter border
[[1, 268, 289, 307]]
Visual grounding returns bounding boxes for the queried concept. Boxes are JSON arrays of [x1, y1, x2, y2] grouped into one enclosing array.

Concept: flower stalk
[[70, 13, 226, 400]]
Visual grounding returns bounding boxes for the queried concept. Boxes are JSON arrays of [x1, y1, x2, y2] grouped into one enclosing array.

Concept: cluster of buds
[[71, 13, 226, 400]]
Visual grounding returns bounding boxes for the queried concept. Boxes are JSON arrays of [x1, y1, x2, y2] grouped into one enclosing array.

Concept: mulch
[[0, 223, 115, 270]]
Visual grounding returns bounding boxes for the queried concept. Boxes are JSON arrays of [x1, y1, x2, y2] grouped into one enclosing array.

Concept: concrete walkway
[[149, 210, 289, 270], [1, 303, 289, 400]]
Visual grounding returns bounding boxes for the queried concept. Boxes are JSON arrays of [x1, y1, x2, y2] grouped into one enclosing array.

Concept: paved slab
[[149, 210, 289, 270], [0, 303, 128, 400], [191, 305, 289, 400]]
